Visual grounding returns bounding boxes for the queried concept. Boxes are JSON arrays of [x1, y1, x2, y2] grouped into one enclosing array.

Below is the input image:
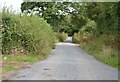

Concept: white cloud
[[0, 0, 23, 13]]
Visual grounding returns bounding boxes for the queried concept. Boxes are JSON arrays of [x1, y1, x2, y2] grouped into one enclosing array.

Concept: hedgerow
[[2, 8, 56, 55], [55, 32, 68, 42]]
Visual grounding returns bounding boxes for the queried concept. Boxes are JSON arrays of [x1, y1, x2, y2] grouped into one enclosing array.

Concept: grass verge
[[80, 35, 119, 69], [2, 54, 48, 74]]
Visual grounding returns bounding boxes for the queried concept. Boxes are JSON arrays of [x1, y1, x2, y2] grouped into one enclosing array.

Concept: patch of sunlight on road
[[57, 36, 79, 46], [57, 42, 78, 46]]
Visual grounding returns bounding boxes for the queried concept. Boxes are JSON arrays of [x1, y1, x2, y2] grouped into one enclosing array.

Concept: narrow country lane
[[10, 37, 118, 80]]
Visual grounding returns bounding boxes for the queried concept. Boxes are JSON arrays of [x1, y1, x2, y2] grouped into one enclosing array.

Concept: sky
[[0, 0, 119, 13], [0, 0, 23, 13]]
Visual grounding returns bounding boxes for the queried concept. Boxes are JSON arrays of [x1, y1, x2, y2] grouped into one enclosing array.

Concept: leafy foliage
[[2, 2, 119, 68], [72, 33, 80, 44], [55, 32, 68, 42], [71, 2, 118, 68], [2, 8, 56, 55], [80, 34, 119, 68]]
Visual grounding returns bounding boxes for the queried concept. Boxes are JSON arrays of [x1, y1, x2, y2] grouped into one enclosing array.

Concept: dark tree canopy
[[21, 2, 118, 36]]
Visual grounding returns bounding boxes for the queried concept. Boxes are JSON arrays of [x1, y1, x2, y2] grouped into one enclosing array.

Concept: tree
[[21, 2, 118, 36]]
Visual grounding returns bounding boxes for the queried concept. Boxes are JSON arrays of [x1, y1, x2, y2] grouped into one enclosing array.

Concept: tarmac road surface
[[10, 37, 118, 80]]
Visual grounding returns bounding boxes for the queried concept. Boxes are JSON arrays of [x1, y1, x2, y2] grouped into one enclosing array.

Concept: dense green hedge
[[2, 9, 56, 55], [55, 32, 68, 42], [72, 33, 80, 44]]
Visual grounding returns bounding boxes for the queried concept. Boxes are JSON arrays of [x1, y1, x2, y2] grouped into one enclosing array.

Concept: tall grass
[[79, 34, 119, 68]]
